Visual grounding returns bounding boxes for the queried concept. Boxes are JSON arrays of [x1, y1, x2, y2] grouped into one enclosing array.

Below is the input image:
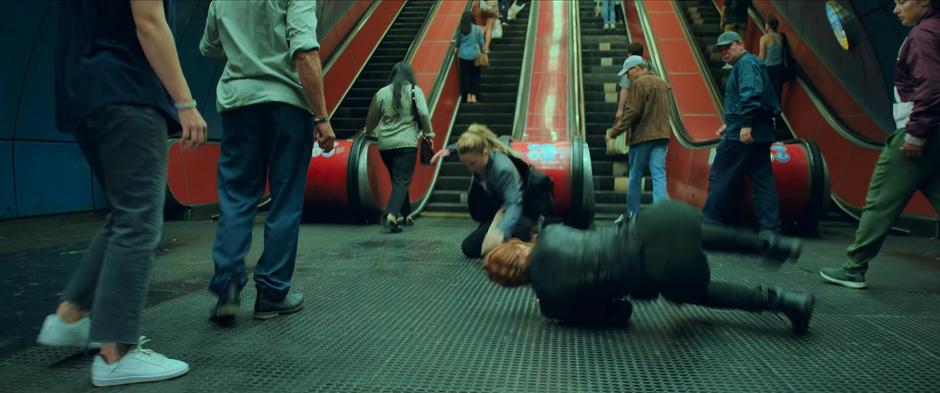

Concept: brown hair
[[456, 123, 516, 156], [482, 239, 534, 287]]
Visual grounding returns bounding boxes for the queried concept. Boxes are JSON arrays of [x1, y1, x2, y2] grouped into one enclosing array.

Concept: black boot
[[210, 276, 242, 326], [768, 288, 815, 335], [254, 288, 304, 320], [760, 231, 802, 264]]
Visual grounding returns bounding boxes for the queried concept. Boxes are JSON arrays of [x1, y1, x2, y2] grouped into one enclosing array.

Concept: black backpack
[[467, 154, 555, 223]]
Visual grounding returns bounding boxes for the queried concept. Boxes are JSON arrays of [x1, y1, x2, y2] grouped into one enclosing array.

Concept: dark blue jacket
[[55, 0, 179, 133], [722, 52, 780, 143]]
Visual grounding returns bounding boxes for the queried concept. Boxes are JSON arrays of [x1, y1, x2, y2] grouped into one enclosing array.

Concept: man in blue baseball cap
[[702, 30, 784, 246], [608, 55, 672, 221]]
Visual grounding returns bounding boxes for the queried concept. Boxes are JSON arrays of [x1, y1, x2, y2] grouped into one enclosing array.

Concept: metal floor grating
[[0, 217, 938, 392]]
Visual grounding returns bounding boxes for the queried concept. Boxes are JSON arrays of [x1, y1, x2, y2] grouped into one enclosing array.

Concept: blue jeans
[[702, 139, 780, 232], [600, 0, 616, 24], [209, 103, 314, 301], [627, 139, 668, 216]]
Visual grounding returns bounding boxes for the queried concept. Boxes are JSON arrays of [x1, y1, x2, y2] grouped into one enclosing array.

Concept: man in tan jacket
[[607, 56, 672, 219]]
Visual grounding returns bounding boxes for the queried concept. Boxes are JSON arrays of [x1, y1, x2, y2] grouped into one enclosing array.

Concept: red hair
[[482, 239, 534, 287]]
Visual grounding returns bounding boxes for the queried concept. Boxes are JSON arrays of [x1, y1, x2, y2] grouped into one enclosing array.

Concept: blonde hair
[[456, 123, 516, 156], [482, 239, 534, 287]]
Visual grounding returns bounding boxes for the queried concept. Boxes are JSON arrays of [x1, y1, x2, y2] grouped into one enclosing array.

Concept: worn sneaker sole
[[819, 271, 867, 289], [253, 303, 304, 320], [92, 364, 190, 387]]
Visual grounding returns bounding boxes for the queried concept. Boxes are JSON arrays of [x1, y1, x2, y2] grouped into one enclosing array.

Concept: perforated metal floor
[[1, 216, 939, 392]]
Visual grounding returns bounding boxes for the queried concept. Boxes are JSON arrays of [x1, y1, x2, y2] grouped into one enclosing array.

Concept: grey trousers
[[63, 104, 168, 344]]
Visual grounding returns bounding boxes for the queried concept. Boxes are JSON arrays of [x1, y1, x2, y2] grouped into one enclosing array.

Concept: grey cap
[[714, 31, 743, 49], [617, 55, 647, 76]]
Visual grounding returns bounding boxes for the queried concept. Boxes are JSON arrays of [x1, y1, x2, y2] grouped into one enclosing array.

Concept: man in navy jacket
[[702, 31, 782, 238]]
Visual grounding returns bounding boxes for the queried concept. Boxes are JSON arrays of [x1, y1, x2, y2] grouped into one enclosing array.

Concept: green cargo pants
[[845, 129, 940, 273]]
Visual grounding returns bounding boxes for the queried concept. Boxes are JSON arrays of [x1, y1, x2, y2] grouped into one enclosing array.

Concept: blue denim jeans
[[627, 139, 669, 216], [600, 0, 616, 24], [210, 103, 313, 301]]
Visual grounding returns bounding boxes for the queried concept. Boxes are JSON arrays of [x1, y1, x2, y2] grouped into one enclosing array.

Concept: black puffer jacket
[[526, 201, 702, 323]]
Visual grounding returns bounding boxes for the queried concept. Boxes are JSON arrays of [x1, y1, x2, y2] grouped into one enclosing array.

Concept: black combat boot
[[768, 288, 815, 335]]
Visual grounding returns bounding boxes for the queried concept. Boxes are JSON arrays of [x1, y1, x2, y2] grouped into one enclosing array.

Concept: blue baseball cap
[[617, 55, 647, 76], [713, 31, 743, 49]]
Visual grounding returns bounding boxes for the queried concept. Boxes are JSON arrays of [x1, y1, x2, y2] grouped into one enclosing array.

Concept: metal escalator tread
[[424, 7, 531, 215], [332, 0, 437, 140], [578, 1, 652, 219]]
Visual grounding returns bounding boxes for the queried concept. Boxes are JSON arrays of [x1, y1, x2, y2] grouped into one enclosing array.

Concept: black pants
[[461, 214, 537, 258], [459, 58, 481, 98], [379, 147, 417, 218], [766, 64, 786, 103], [632, 201, 773, 312], [64, 104, 168, 344]]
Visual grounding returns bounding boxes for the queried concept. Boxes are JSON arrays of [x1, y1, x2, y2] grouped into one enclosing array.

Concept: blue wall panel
[[14, 1, 71, 142], [0, 142, 14, 218], [0, 1, 50, 139], [14, 142, 93, 216], [92, 174, 108, 210]]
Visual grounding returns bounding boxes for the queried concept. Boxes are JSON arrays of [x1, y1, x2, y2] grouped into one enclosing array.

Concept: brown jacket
[[611, 73, 671, 145]]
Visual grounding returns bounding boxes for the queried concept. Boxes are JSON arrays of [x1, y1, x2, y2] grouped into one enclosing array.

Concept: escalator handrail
[[619, 0, 633, 43], [511, 0, 541, 140], [671, 0, 725, 113], [322, 1, 381, 74], [744, 8, 883, 150], [325, 1, 407, 119], [569, 0, 586, 139], [404, 0, 444, 62], [635, 0, 716, 150]]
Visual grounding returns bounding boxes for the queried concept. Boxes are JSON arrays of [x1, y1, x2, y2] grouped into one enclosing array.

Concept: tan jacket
[[611, 73, 671, 145]]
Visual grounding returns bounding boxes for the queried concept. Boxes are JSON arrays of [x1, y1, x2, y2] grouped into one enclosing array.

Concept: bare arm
[[364, 94, 381, 136], [296, 50, 335, 151], [758, 35, 767, 61], [130, 0, 205, 149]]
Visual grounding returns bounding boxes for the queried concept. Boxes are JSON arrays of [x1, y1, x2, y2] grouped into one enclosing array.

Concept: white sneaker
[[91, 337, 189, 387], [37, 314, 100, 348], [614, 214, 625, 224]]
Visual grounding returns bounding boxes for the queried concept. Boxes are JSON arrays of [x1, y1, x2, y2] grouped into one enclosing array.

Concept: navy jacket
[[722, 52, 780, 143]]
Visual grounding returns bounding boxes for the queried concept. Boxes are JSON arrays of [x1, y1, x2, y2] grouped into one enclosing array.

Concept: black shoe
[[210, 277, 241, 325], [770, 288, 814, 335], [383, 215, 403, 233], [403, 216, 415, 227], [761, 231, 802, 264], [254, 290, 304, 320]]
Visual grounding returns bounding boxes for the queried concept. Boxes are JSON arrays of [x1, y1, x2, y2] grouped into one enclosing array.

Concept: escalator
[[576, 0, 636, 219], [329, 0, 436, 139], [425, 7, 532, 215]]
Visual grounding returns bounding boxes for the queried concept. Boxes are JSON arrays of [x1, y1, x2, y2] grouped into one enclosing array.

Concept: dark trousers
[[461, 215, 537, 258], [63, 105, 167, 344], [379, 147, 417, 218], [632, 201, 773, 312], [702, 139, 781, 232], [766, 65, 786, 103], [210, 102, 313, 301], [459, 58, 481, 98]]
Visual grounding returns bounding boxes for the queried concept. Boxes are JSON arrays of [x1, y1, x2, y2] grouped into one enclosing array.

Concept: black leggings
[[459, 58, 481, 98], [379, 147, 417, 218]]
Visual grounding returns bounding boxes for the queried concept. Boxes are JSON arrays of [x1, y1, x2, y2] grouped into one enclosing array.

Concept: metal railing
[[511, 0, 540, 140], [569, 0, 586, 140]]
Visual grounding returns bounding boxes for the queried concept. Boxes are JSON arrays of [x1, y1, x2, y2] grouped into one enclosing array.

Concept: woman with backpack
[[430, 124, 553, 258], [364, 62, 434, 232]]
